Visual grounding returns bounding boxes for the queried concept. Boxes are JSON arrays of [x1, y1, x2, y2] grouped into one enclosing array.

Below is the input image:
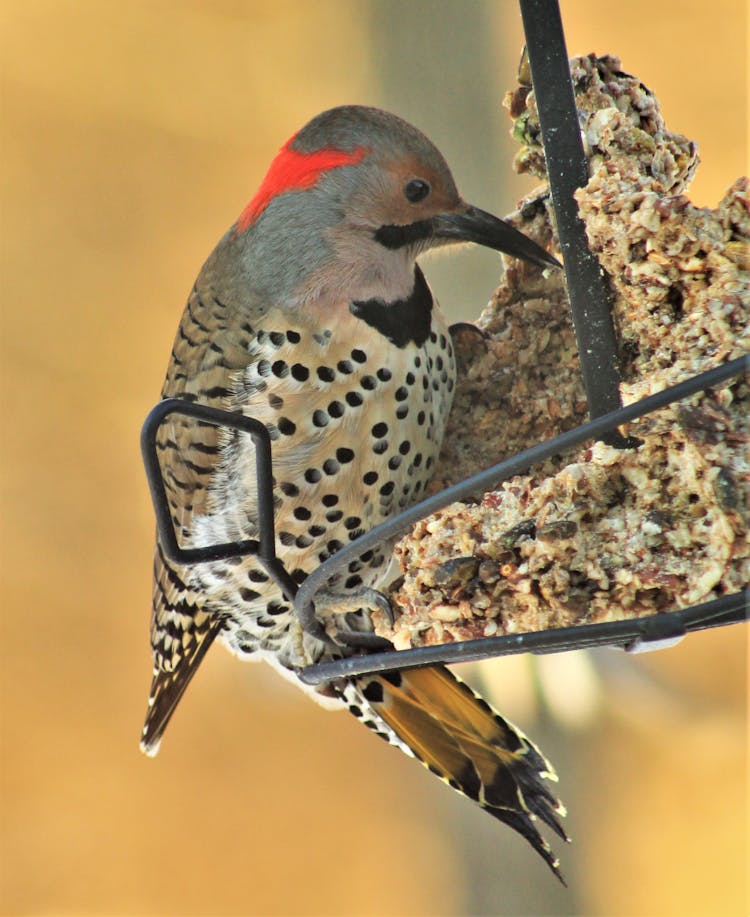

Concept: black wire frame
[[296, 357, 748, 681], [141, 358, 749, 680], [299, 591, 748, 685], [140, 399, 302, 616], [140, 0, 749, 682]]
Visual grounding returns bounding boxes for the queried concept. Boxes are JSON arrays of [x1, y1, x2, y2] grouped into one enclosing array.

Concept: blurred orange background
[[1, 2, 746, 915]]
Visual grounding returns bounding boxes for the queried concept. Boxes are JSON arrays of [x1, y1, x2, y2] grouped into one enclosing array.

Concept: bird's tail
[[352, 664, 568, 882], [140, 615, 223, 757]]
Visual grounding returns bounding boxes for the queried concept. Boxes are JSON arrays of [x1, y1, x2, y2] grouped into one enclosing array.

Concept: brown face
[[375, 153, 464, 225], [352, 152, 464, 232], [357, 151, 559, 269]]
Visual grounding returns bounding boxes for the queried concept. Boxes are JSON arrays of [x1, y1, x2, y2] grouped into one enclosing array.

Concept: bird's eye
[[404, 179, 431, 203]]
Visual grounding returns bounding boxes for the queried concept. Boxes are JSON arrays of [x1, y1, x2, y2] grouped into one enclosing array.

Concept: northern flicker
[[142, 106, 567, 879]]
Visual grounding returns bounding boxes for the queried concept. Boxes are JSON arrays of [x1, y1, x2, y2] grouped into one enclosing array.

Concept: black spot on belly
[[266, 601, 288, 616]]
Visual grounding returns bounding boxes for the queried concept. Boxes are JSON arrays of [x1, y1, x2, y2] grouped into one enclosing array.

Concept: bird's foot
[[316, 586, 395, 625], [314, 587, 394, 651], [449, 322, 489, 375]]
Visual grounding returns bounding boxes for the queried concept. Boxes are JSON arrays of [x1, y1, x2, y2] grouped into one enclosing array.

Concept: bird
[[141, 105, 567, 880]]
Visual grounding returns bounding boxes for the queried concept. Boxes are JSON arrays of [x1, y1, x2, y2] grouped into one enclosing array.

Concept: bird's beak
[[431, 204, 561, 269]]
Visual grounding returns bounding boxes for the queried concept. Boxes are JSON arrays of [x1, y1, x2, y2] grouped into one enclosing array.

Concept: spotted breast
[[188, 264, 455, 669]]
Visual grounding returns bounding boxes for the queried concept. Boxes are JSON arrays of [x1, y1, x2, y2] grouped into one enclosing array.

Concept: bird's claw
[[355, 587, 395, 627], [313, 586, 395, 650], [448, 321, 488, 344]]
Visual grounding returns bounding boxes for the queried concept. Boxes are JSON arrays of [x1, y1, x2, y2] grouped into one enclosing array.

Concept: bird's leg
[[314, 587, 394, 650]]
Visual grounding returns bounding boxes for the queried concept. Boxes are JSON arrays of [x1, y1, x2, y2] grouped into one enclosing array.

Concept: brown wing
[[141, 284, 259, 754], [358, 664, 568, 882]]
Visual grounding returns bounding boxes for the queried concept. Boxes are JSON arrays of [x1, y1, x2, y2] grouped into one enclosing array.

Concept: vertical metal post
[[519, 0, 631, 445]]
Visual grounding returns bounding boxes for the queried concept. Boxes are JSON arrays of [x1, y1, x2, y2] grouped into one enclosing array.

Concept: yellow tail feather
[[356, 664, 568, 882]]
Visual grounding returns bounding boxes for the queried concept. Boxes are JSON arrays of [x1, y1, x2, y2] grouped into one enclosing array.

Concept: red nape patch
[[236, 134, 370, 231]]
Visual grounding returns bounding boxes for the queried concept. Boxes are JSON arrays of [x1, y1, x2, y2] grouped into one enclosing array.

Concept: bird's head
[[217, 106, 557, 306]]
